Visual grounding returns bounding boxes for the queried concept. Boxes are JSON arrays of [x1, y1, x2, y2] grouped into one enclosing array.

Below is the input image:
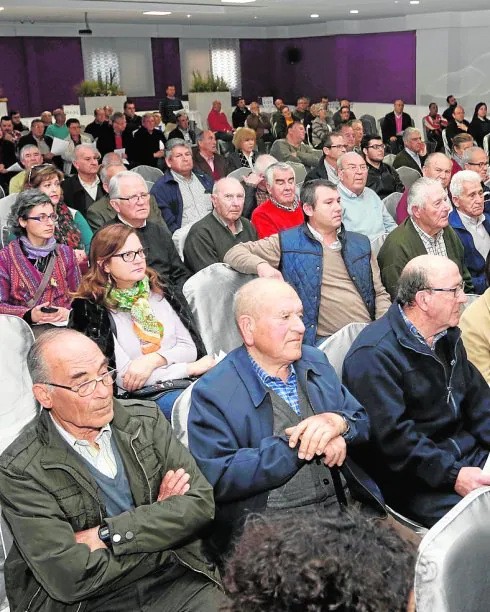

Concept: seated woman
[[451, 133, 474, 177], [311, 104, 332, 148], [226, 127, 257, 175], [69, 224, 214, 419], [0, 189, 81, 326], [469, 102, 490, 149]]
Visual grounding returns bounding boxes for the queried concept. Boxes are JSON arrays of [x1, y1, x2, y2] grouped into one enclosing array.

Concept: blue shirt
[[398, 304, 447, 351], [249, 354, 300, 416]]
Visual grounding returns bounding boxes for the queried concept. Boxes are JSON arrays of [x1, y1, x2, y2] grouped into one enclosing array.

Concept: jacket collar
[[449, 208, 490, 232]]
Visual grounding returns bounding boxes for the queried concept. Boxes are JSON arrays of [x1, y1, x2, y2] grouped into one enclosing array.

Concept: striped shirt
[[411, 218, 448, 257], [249, 355, 300, 416]]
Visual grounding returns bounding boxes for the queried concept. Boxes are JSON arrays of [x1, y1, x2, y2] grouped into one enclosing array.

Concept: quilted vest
[[279, 224, 376, 345]]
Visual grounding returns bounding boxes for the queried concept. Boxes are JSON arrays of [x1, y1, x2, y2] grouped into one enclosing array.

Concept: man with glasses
[[0, 328, 224, 611], [103, 171, 190, 290], [362, 134, 404, 199], [393, 127, 427, 175], [344, 254, 490, 528], [304, 132, 346, 185], [462, 146, 490, 212], [62, 144, 104, 217]]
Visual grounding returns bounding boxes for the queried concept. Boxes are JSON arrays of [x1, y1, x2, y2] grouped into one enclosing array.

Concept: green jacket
[[377, 218, 474, 299], [85, 194, 166, 232], [0, 400, 220, 612]]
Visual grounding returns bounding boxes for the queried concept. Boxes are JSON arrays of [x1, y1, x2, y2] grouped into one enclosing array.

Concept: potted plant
[[188, 70, 231, 129], [75, 69, 127, 115]]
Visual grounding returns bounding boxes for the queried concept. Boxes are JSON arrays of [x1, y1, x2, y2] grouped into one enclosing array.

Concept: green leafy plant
[[189, 70, 229, 92], [75, 69, 124, 97]]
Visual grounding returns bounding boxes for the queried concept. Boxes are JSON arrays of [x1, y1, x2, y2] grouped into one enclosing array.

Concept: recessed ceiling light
[[310, 13, 319, 18], [409, 1, 419, 4], [254, 15, 257, 18], [221, 0, 256, 3], [143, 10, 172, 15], [186, 13, 191, 17], [0, 6, 4, 9], [350, 9, 359, 13]]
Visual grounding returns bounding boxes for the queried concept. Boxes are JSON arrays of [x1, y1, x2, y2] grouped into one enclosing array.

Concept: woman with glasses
[[0, 189, 81, 327], [69, 224, 214, 419]]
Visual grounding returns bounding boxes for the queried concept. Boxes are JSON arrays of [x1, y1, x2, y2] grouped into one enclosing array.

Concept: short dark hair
[[287, 120, 302, 132], [30, 119, 43, 127], [8, 109, 19, 118], [321, 132, 341, 148], [300, 179, 337, 209], [361, 133, 382, 150], [123, 99, 135, 109], [66, 118, 80, 128], [447, 94, 455, 103], [429, 102, 437, 109], [397, 265, 429, 307], [0, 116, 11, 123]]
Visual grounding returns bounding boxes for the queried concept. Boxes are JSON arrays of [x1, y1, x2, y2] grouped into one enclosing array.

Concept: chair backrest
[[318, 322, 369, 379], [397, 166, 421, 190], [415, 486, 490, 612], [0, 193, 17, 225], [442, 129, 451, 156], [378, 116, 385, 135], [131, 165, 164, 183], [484, 133, 490, 157], [0, 185, 5, 200], [383, 153, 396, 167], [383, 191, 403, 221], [182, 263, 256, 355], [145, 180, 154, 191], [286, 161, 307, 184], [172, 223, 193, 262], [227, 167, 253, 180], [360, 114, 377, 135], [171, 380, 197, 448], [369, 232, 389, 257]]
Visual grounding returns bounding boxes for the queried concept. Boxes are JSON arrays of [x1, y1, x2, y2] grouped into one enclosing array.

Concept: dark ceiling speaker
[[286, 47, 302, 65]]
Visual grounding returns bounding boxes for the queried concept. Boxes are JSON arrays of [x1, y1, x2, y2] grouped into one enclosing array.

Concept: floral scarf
[[55, 201, 82, 250]]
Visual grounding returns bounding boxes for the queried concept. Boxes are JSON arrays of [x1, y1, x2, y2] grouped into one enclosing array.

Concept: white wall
[[179, 38, 211, 94]]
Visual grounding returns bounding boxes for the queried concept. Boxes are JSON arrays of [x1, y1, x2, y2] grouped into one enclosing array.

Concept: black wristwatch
[[98, 525, 112, 548]]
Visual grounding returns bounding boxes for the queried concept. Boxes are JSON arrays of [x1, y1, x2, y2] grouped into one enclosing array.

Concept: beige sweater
[[459, 289, 490, 384]]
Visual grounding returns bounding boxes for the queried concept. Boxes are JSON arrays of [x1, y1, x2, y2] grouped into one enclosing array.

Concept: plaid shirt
[[411, 218, 448, 257], [249, 354, 300, 416], [398, 304, 447, 351]]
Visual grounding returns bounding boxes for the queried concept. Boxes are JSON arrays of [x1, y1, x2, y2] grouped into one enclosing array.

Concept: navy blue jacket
[[449, 208, 490, 295], [188, 344, 370, 551], [279, 224, 376, 345], [343, 303, 490, 511], [150, 170, 214, 233]]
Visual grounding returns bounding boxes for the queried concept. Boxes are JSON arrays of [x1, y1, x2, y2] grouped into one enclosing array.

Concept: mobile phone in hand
[[41, 306, 59, 313]]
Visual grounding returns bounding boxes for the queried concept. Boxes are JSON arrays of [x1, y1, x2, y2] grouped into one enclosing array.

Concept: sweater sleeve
[[224, 234, 281, 274], [73, 211, 93, 253], [0, 249, 30, 317]]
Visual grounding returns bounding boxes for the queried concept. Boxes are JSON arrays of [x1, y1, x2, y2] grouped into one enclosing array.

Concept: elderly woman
[[226, 127, 257, 174], [311, 104, 332, 148], [469, 102, 490, 149], [0, 189, 81, 326], [246, 102, 272, 152], [451, 133, 474, 176], [69, 224, 214, 419]]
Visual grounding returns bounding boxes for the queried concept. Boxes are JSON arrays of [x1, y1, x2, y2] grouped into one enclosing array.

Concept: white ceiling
[[1, 0, 490, 28]]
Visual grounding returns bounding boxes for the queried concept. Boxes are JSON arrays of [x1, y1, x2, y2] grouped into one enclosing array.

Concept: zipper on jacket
[[130, 426, 152, 504], [172, 552, 221, 588], [25, 586, 41, 611]]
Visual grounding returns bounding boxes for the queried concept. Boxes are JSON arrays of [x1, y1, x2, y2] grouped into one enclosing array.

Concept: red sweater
[[207, 109, 232, 133], [251, 199, 304, 239]]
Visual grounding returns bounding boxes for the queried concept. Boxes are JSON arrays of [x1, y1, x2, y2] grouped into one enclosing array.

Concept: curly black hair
[[222, 509, 416, 612]]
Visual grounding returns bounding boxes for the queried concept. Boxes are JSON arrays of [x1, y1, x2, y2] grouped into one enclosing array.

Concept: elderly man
[[62, 144, 104, 216], [159, 84, 184, 125], [225, 179, 391, 344], [270, 122, 322, 170], [168, 110, 197, 144], [362, 133, 404, 199], [232, 98, 250, 129], [378, 177, 474, 298], [381, 99, 413, 153], [8, 145, 43, 194], [84, 107, 110, 140], [449, 170, 490, 294], [344, 255, 490, 527], [240, 153, 277, 218], [0, 329, 223, 611], [396, 152, 453, 224], [45, 108, 68, 140], [392, 127, 427, 174], [192, 130, 226, 181], [104, 171, 190, 289], [462, 146, 490, 211], [129, 112, 166, 168], [151, 139, 214, 233], [97, 112, 133, 160], [446, 105, 470, 148], [187, 278, 370, 556], [61, 119, 94, 174], [250, 162, 304, 238], [207, 100, 233, 142], [337, 152, 397, 240], [17, 118, 54, 162], [246, 101, 272, 152], [333, 99, 356, 127], [123, 99, 142, 133], [337, 122, 356, 152], [304, 132, 346, 185], [184, 177, 257, 273]]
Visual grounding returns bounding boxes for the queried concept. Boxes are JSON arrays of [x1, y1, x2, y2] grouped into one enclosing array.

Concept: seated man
[[207, 100, 233, 142], [351, 119, 364, 153], [304, 132, 346, 186], [381, 99, 413, 153], [343, 255, 490, 527], [123, 99, 142, 133], [462, 146, 490, 212], [84, 107, 110, 141], [225, 179, 391, 344], [337, 152, 397, 240], [151, 139, 214, 233], [337, 122, 356, 152], [240, 153, 277, 219], [333, 99, 356, 127], [0, 329, 224, 611], [8, 109, 28, 133], [61, 118, 94, 174], [45, 108, 68, 140], [246, 102, 272, 152], [378, 177, 474, 298], [0, 116, 21, 145], [188, 278, 369, 555], [250, 162, 304, 238], [184, 177, 257, 273], [97, 112, 133, 161], [443, 94, 457, 122], [104, 171, 190, 290], [8, 144, 43, 194], [424, 102, 447, 151], [192, 130, 227, 181], [17, 118, 54, 163], [231, 98, 250, 129], [129, 112, 166, 168], [62, 144, 104, 217], [168, 110, 197, 145], [269, 121, 322, 170], [445, 105, 470, 148], [362, 133, 404, 199], [392, 127, 427, 175], [449, 170, 490, 294]]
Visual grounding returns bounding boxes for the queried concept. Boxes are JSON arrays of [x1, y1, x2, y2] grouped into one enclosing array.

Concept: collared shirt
[[395, 113, 403, 134], [171, 170, 212, 226], [324, 161, 340, 185], [203, 154, 215, 172], [50, 414, 117, 478], [212, 208, 243, 236], [307, 223, 341, 251], [404, 147, 422, 170], [458, 211, 490, 260], [79, 175, 101, 201], [180, 128, 192, 143], [398, 304, 447, 351], [249, 354, 300, 416], [117, 214, 146, 229], [411, 218, 448, 257]]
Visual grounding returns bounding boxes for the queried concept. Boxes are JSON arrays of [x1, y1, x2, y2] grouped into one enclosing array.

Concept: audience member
[[378, 177, 474, 298], [337, 106, 352, 126], [8, 144, 43, 194], [310, 104, 332, 148], [468, 102, 490, 149], [232, 97, 251, 129], [207, 100, 233, 142], [273, 105, 294, 139], [84, 107, 110, 140], [462, 146, 490, 210], [449, 170, 490, 294], [192, 130, 227, 181], [61, 118, 93, 174], [151, 139, 213, 233], [320, 95, 335, 126], [0, 116, 21, 144], [129, 112, 166, 168], [250, 162, 304, 238], [362, 134, 404, 199], [240, 153, 277, 218], [337, 152, 397, 239], [225, 179, 391, 344], [333, 98, 356, 126], [0, 328, 224, 610], [40, 110, 53, 129], [292, 96, 313, 129], [424, 102, 447, 151], [451, 132, 474, 175], [381, 99, 413, 153], [45, 108, 68, 140], [17, 118, 54, 162], [184, 177, 257, 273], [392, 127, 427, 174], [8, 109, 27, 132], [153, 111, 164, 132], [187, 277, 369, 556], [269, 121, 322, 170], [123, 99, 142, 133], [97, 111, 133, 160], [445, 105, 470, 148], [246, 101, 272, 152], [62, 144, 103, 216], [344, 255, 490, 527], [443, 94, 458, 122], [226, 127, 257, 174], [304, 132, 346, 185], [103, 104, 114, 122], [159, 84, 184, 125], [337, 122, 356, 152], [351, 119, 364, 152], [168, 110, 197, 145], [0, 124, 17, 193], [0, 189, 80, 326]]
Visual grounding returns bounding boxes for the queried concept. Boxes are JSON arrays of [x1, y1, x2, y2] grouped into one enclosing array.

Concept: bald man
[[344, 255, 490, 528], [62, 144, 104, 216], [183, 177, 258, 273], [188, 278, 370, 558]]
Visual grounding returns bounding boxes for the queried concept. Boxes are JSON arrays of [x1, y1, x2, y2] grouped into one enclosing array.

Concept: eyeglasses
[[111, 247, 149, 263], [118, 193, 151, 205], [467, 161, 489, 169], [422, 281, 465, 297], [344, 165, 368, 172], [42, 369, 117, 398], [366, 144, 385, 151], [25, 213, 58, 224], [329, 144, 347, 150], [28, 163, 55, 183]]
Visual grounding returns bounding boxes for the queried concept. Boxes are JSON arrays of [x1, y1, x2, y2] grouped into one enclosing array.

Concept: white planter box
[[78, 95, 127, 116], [188, 92, 232, 129]]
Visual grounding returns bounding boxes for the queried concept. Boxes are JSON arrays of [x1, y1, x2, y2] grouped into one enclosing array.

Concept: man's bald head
[[234, 278, 299, 324], [397, 255, 460, 307]]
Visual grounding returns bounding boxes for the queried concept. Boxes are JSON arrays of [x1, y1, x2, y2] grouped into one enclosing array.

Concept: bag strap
[[26, 246, 59, 309], [330, 466, 348, 511]]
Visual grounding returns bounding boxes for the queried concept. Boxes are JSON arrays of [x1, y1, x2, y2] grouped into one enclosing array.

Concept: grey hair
[[450, 170, 482, 198], [8, 189, 52, 237], [462, 146, 486, 165], [27, 329, 86, 384], [407, 177, 440, 216], [212, 176, 244, 196], [165, 138, 192, 160], [74, 144, 100, 161], [396, 266, 429, 307], [100, 163, 125, 184], [402, 127, 421, 144], [19, 144, 40, 163], [253, 154, 277, 176], [264, 162, 294, 188], [101, 152, 123, 168], [111, 111, 125, 123], [108, 170, 147, 200], [300, 179, 337, 208]]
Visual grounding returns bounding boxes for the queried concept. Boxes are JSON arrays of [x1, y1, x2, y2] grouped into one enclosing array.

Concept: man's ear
[[237, 314, 255, 347], [33, 384, 54, 409], [109, 199, 121, 213]]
